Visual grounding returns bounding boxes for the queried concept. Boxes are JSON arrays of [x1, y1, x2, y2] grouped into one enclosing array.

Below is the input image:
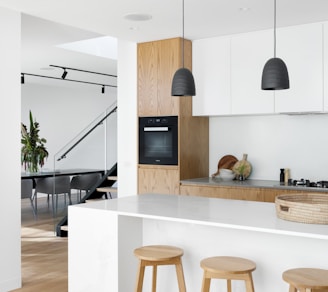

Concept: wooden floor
[[12, 194, 77, 292]]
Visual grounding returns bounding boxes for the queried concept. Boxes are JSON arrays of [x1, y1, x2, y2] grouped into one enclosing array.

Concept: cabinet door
[[275, 23, 323, 113], [231, 30, 275, 115], [323, 23, 328, 112], [138, 166, 180, 195], [157, 38, 181, 116], [138, 42, 159, 116], [192, 37, 231, 116]]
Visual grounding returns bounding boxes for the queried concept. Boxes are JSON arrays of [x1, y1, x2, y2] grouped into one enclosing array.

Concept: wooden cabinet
[[138, 38, 191, 117], [275, 23, 323, 113], [138, 165, 180, 195], [180, 183, 326, 203], [231, 30, 275, 115], [192, 36, 231, 116], [137, 38, 209, 195]]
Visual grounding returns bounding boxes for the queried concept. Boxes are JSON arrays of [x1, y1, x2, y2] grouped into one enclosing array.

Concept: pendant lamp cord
[[274, 0, 276, 58], [182, 0, 185, 68]]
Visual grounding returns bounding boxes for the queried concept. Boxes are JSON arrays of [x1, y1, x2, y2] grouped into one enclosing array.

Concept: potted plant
[[21, 110, 48, 173]]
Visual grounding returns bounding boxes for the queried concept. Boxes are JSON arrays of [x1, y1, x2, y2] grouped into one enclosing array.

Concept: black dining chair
[[21, 179, 36, 216], [70, 173, 102, 202], [34, 176, 72, 216], [21, 179, 33, 199]]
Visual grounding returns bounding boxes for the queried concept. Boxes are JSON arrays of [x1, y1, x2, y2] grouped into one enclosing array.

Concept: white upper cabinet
[[192, 36, 231, 116], [275, 23, 323, 113], [231, 30, 275, 115], [192, 22, 326, 116], [323, 23, 328, 112]]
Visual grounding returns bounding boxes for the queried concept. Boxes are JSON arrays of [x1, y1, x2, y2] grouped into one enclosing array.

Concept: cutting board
[[211, 155, 238, 177], [232, 154, 252, 179]]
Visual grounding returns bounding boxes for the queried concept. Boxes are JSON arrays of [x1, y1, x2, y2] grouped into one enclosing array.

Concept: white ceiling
[[1, 0, 328, 87]]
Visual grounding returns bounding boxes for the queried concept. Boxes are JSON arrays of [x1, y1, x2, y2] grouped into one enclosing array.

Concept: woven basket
[[275, 194, 328, 224]]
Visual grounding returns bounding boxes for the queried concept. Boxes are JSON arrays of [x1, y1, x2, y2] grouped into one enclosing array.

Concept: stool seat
[[200, 256, 256, 292], [134, 245, 184, 261], [283, 268, 328, 291], [134, 245, 186, 292]]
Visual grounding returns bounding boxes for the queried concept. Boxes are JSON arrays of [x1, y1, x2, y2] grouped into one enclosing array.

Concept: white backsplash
[[210, 113, 328, 181]]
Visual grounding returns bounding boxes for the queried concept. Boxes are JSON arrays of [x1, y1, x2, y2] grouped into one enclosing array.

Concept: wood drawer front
[[180, 184, 327, 203], [139, 166, 180, 195], [180, 185, 264, 202]]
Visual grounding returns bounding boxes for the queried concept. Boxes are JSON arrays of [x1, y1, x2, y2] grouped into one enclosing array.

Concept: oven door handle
[[144, 127, 169, 132]]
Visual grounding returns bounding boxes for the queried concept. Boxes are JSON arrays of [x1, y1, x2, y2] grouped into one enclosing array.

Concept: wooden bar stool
[[283, 268, 328, 292], [134, 245, 186, 292], [200, 256, 256, 292]]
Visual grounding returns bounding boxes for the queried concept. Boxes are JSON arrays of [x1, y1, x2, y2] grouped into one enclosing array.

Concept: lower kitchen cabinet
[[138, 165, 180, 195], [179, 183, 325, 203]]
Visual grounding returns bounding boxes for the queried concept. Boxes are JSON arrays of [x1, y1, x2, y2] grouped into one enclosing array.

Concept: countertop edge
[[69, 194, 328, 240]]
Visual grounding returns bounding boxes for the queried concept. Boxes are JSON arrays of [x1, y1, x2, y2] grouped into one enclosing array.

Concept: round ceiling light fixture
[[124, 13, 152, 21], [239, 7, 250, 12]]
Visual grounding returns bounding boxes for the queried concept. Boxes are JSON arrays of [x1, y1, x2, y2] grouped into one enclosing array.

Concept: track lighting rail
[[21, 72, 117, 88], [49, 65, 117, 78]]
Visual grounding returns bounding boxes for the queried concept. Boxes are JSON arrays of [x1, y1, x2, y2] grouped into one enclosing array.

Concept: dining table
[[21, 168, 105, 180], [21, 168, 105, 217]]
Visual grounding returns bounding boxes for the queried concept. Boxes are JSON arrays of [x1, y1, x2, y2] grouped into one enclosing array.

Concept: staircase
[[56, 163, 117, 237], [94, 175, 117, 200]]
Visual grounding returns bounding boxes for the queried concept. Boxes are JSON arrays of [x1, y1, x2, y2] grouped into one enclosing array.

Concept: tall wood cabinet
[[138, 37, 209, 195]]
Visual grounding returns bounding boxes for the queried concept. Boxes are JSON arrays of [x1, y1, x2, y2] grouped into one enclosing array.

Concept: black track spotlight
[[102, 85, 105, 94], [21, 73, 25, 84], [171, 0, 196, 96], [261, 0, 289, 90], [61, 68, 68, 79]]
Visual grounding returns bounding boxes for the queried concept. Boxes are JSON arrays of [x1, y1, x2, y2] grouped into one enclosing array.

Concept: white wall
[[117, 40, 138, 197], [0, 7, 21, 291], [21, 83, 117, 171], [210, 113, 328, 181]]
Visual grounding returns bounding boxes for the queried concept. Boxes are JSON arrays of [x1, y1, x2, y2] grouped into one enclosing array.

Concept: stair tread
[[96, 186, 117, 193], [85, 198, 106, 203]]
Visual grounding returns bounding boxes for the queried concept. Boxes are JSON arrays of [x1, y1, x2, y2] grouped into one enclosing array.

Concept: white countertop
[[76, 194, 328, 240]]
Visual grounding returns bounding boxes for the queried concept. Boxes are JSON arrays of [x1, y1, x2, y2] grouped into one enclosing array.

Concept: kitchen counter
[[69, 194, 328, 292], [180, 177, 328, 193], [180, 177, 328, 202]]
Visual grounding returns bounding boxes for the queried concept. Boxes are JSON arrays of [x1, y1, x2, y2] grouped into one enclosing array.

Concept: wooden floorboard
[[12, 194, 77, 292]]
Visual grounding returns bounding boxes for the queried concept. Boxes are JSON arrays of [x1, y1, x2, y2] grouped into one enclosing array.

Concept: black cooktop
[[287, 179, 328, 188]]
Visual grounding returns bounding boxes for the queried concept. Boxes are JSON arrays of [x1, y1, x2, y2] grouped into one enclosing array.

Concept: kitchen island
[[68, 194, 328, 292]]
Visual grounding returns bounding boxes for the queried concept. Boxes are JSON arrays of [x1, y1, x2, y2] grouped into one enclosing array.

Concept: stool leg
[[245, 273, 255, 292], [227, 279, 232, 292], [201, 272, 211, 292], [289, 285, 297, 292], [135, 260, 145, 292], [175, 259, 186, 292], [152, 265, 157, 292]]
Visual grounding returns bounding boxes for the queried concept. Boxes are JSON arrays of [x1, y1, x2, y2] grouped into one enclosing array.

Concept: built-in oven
[[139, 116, 178, 165]]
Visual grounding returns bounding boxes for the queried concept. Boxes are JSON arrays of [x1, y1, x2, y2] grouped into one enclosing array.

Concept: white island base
[[68, 194, 328, 292]]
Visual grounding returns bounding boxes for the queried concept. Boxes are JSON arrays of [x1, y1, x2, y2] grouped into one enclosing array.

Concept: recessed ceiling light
[[129, 26, 140, 31], [124, 13, 152, 21], [239, 7, 251, 12]]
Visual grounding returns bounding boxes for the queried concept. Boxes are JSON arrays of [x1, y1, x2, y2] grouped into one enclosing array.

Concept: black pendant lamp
[[171, 0, 196, 96], [261, 0, 289, 90]]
